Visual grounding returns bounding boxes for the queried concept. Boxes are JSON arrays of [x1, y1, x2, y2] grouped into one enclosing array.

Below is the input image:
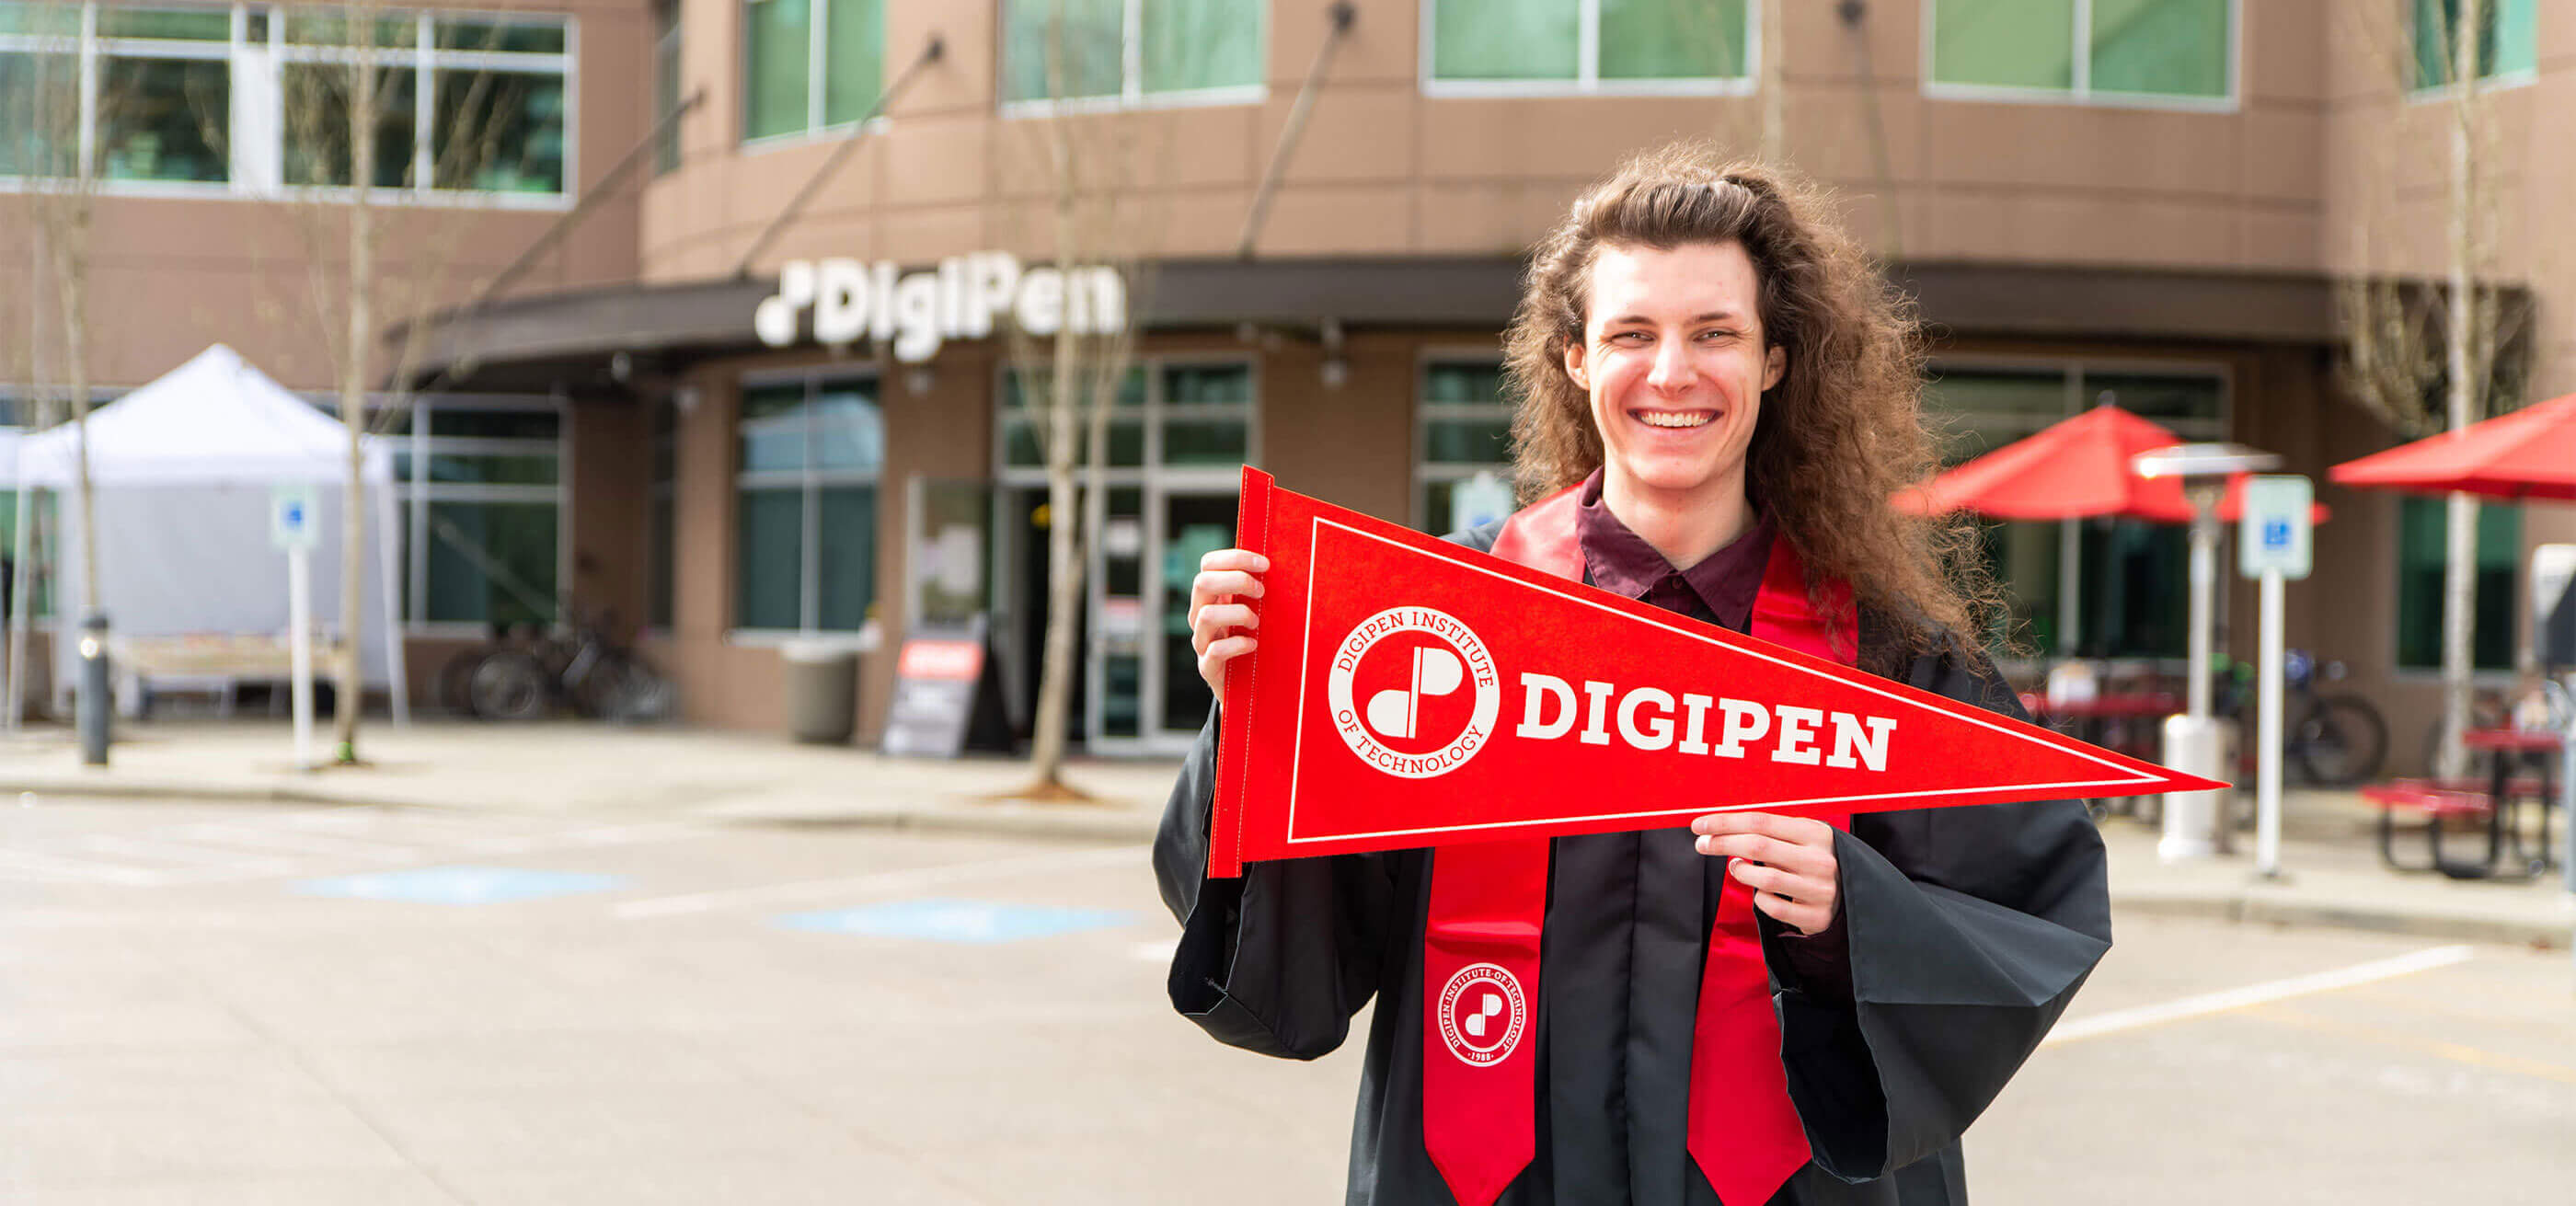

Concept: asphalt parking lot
[[1, 798, 2568, 1204]]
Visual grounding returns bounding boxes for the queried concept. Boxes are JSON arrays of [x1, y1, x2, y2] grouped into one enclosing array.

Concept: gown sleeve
[[1773, 638, 2115, 1182], [1154, 707, 1401, 1061]]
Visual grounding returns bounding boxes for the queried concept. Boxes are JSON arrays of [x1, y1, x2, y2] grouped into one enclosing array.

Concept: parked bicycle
[[442, 603, 673, 723], [2215, 650, 2388, 787]]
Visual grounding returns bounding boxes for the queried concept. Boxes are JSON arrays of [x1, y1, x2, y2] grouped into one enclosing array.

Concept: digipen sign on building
[[1206, 468, 2220, 879], [754, 252, 1127, 360]]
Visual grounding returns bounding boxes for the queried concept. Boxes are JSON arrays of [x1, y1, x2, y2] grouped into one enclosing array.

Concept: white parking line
[[612, 844, 1147, 920], [2041, 944, 2477, 1047]]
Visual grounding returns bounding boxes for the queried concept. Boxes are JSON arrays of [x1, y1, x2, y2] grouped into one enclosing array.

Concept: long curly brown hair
[[1503, 144, 1997, 657]]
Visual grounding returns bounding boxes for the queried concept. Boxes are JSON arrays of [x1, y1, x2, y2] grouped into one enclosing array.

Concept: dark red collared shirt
[[1570, 469, 1851, 996]]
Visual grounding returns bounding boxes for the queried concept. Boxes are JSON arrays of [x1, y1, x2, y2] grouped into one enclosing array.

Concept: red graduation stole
[[1421, 485, 1846, 1206]]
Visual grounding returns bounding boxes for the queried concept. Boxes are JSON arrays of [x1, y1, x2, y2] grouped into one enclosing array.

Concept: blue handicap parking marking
[[293, 865, 626, 905], [775, 898, 1138, 944]]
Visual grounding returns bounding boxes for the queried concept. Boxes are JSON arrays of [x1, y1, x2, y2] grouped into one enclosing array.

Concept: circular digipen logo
[[1436, 962, 1529, 1066], [1324, 606, 1502, 779]]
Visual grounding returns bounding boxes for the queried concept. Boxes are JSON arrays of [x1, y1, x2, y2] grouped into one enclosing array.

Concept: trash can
[[781, 639, 858, 744]]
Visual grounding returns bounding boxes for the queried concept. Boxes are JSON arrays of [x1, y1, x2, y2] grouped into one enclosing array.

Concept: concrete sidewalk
[[1, 718, 2568, 948]]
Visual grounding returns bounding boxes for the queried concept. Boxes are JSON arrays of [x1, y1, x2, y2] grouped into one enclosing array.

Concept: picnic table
[[2362, 727, 2561, 880]]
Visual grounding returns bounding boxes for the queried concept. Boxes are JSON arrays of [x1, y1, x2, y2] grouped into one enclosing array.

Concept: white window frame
[[1920, 0, 2241, 113], [0, 2, 577, 210], [1926, 353, 2231, 671], [1413, 350, 1517, 533], [996, 0, 1268, 118], [1419, 0, 1756, 99], [729, 366, 886, 643], [393, 393, 572, 637]]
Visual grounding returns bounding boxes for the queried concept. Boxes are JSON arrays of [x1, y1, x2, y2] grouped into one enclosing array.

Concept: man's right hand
[[1189, 548, 1269, 695]]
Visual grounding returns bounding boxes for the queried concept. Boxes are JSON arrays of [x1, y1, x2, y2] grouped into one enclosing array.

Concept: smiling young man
[[1157, 147, 2111, 1205]]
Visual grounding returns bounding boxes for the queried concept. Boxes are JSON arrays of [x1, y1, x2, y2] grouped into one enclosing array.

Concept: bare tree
[[275, 2, 544, 762], [2333, 0, 2533, 778], [5, 1, 105, 740], [996, 1, 1187, 797]]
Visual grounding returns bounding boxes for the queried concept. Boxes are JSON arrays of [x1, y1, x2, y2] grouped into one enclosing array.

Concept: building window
[[997, 362, 1257, 472], [1924, 363, 2225, 659], [1927, 0, 2234, 106], [736, 374, 882, 633], [1424, 0, 1751, 94], [742, 0, 879, 142], [2410, 0, 2536, 90], [2395, 498, 2519, 672], [0, 2, 572, 202], [1000, 0, 1263, 109], [652, 0, 679, 173], [1416, 360, 1516, 534], [396, 401, 566, 630]]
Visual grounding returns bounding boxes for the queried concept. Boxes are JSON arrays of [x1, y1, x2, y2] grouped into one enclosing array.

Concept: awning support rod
[[472, 88, 707, 310], [1236, 3, 1355, 260], [732, 34, 947, 279]]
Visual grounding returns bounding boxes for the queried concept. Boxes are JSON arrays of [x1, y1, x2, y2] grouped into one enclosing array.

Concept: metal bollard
[[76, 610, 109, 766]]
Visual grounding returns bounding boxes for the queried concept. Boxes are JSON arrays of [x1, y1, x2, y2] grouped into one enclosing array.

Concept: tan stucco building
[[10, 0, 2572, 765]]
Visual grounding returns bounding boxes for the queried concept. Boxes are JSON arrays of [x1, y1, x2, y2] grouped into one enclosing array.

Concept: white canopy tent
[[10, 344, 408, 720]]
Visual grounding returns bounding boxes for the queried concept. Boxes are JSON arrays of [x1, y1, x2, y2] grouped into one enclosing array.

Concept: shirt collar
[[1574, 468, 1776, 627]]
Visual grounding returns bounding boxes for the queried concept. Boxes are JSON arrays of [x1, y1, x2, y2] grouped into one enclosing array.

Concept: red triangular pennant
[[1207, 468, 2222, 879]]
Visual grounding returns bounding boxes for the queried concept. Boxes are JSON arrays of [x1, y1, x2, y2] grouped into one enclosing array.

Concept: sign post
[[272, 486, 318, 770], [2238, 475, 2313, 880]]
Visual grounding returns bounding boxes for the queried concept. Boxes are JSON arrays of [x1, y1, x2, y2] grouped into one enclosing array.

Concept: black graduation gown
[[1153, 523, 2113, 1205]]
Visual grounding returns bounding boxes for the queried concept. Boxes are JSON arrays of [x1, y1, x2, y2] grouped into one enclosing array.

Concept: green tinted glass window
[[1424, 419, 1511, 465], [2397, 497, 2520, 670], [2089, 0, 2227, 97], [821, 0, 883, 124], [284, 13, 417, 47], [429, 408, 561, 439], [744, 0, 811, 138], [735, 487, 804, 629], [435, 19, 569, 53], [99, 55, 228, 182], [424, 500, 558, 626], [1162, 364, 1251, 407], [1002, 0, 1123, 101], [0, 4, 82, 37], [1932, 0, 2076, 89], [1599, 0, 1746, 80], [1142, 0, 1261, 93], [815, 485, 877, 630], [282, 63, 418, 188], [1432, 0, 1578, 80], [2413, 0, 2536, 86], [432, 69, 565, 193], [97, 6, 231, 40]]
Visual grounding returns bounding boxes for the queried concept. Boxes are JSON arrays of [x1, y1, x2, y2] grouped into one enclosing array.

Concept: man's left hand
[[1691, 812, 1840, 935]]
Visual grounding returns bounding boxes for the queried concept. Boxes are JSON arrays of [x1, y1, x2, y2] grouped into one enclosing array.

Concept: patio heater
[[2132, 442, 2281, 862]]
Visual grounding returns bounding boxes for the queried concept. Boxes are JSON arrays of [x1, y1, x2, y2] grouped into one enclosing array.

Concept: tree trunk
[[334, 47, 379, 764], [1025, 317, 1084, 789], [2434, 0, 2480, 782]]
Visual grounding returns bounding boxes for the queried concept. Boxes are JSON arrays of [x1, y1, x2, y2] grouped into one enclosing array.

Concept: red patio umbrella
[[2328, 392, 2576, 501], [1895, 404, 2322, 523]]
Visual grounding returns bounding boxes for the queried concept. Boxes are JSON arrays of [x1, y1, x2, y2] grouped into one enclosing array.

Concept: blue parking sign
[[2237, 476, 2311, 580]]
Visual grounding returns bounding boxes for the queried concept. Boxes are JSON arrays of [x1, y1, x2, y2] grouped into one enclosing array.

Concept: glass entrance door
[[1086, 485, 1235, 756]]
